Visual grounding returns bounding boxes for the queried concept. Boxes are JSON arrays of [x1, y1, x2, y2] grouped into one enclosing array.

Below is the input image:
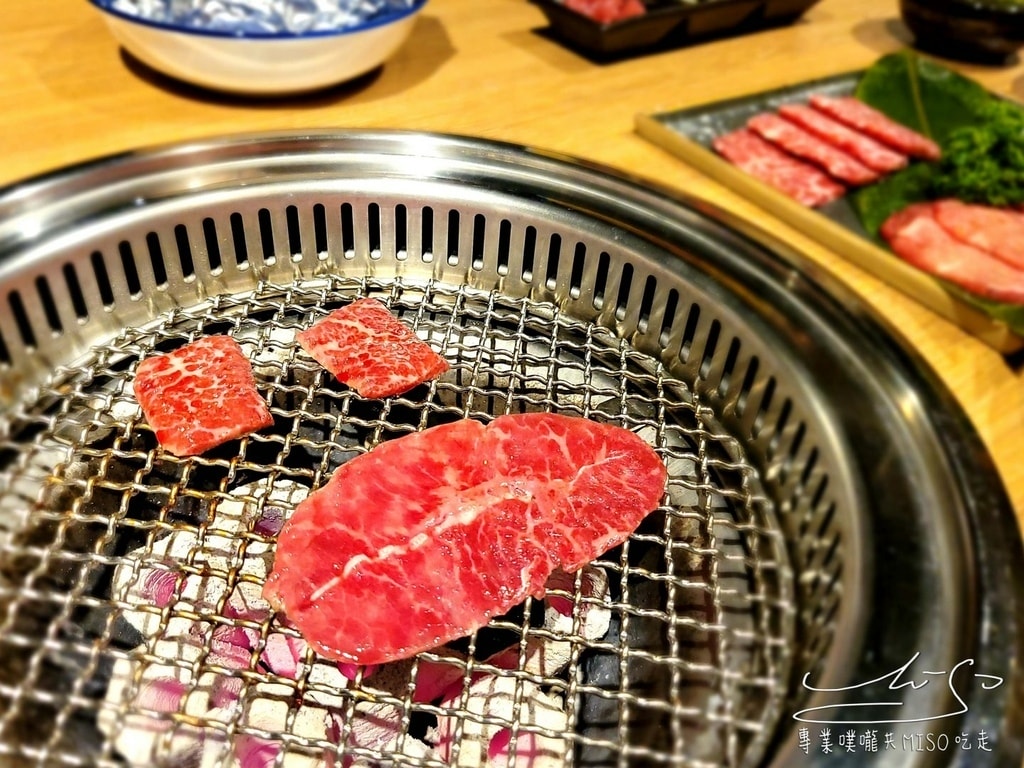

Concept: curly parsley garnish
[[929, 100, 1024, 207]]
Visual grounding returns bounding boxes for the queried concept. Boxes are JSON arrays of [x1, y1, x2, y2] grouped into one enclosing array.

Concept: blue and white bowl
[[88, 0, 427, 95]]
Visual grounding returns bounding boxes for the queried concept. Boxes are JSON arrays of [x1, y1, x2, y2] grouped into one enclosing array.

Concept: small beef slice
[[777, 103, 909, 173], [881, 202, 1024, 304], [712, 128, 845, 207], [747, 112, 879, 185], [809, 95, 941, 161], [298, 298, 448, 398], [133, 335, 273, 457], [563, 0, 646, 22], [931, 198, 1024, 271]]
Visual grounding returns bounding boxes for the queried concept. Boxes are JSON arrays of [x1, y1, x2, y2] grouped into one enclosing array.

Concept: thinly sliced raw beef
[[563, 0, 646, 23], [298, 298, 448, 399], [747, 112, 878, 185], [777, 103, 909, 174], [712, 129, 845, 207], [263, 413, 667, 665], [881, 203, 1024, 304], [931, 199, 1024, 271], [808, 95, 941, 161], [133, 335, 274, 457]]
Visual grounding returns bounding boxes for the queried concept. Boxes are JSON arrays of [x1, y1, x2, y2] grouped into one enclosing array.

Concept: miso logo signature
[[793, 652, 1004, 725]]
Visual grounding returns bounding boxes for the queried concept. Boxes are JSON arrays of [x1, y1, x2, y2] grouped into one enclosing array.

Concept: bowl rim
[[960, 0, 1024, 12], [87, 0, 427, 40], [902, 0, 1024, 16]]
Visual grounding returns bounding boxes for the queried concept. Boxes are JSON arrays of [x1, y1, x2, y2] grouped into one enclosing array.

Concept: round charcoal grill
[[0, 131, 1020, 768]]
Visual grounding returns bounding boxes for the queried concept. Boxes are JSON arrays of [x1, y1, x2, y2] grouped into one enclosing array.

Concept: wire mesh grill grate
[[0, 276, 793, 768]]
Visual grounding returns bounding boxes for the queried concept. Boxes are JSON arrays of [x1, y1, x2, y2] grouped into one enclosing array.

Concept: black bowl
[[900, 0, 1024, 64]]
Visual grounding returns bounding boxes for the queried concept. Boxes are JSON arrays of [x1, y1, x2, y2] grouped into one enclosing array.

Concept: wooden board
[[635, 73, 1024, 355]]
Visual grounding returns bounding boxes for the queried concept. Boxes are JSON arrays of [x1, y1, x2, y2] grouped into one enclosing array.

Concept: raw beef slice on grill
[[881, 202, 1024, 304], [298, 297, 448, 399], [712, 129, 845, 207], [776, 103, 909, 174], [808, 95, 941, 161], [133, 335, 274, 457], [747, 112, 879, 185], [263, 412, 667, 665]]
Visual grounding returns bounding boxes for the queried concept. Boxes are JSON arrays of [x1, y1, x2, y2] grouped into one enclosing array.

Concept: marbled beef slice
[[263, 412, 667, 665]]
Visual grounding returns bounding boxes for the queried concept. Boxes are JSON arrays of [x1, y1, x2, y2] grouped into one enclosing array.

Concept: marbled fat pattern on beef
[[713, 129, 845, 207], [263, 413, 667, 665], [777, 103, 909, 174], [808, 95, 941, 161], [133, 335, 274, 457], [747, 112, 879, 185], [298, 298, 448, 399]]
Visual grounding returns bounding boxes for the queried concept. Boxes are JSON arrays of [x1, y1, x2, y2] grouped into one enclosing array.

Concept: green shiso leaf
[[956, 292, 1024, 333], [853, 50, 991, 146], [850, 163, 932, 244]]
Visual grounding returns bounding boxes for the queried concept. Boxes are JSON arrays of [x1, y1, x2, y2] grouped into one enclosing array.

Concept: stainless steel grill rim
[[0, 129, 1018, 768]]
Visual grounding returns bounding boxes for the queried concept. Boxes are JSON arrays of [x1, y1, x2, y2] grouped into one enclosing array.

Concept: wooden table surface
[[2, 3, 1022, 525]]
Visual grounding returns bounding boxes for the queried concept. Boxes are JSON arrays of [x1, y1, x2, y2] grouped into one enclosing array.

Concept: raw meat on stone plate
[[931, 198, 1024, 272], [298, 297, 448, 399], [712, 129, 845, 207], [747, 112, 879, 186], [881, 202, 1024, 304], [776, 103, 909, 174], [133, 335, 273, 457], [263, 412, 667, 665], [563, 0, 646, 23], [808, 94, 941, 161]]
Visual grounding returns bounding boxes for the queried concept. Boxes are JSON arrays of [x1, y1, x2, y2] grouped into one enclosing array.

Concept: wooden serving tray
[[635, 72, 1024, 354]]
